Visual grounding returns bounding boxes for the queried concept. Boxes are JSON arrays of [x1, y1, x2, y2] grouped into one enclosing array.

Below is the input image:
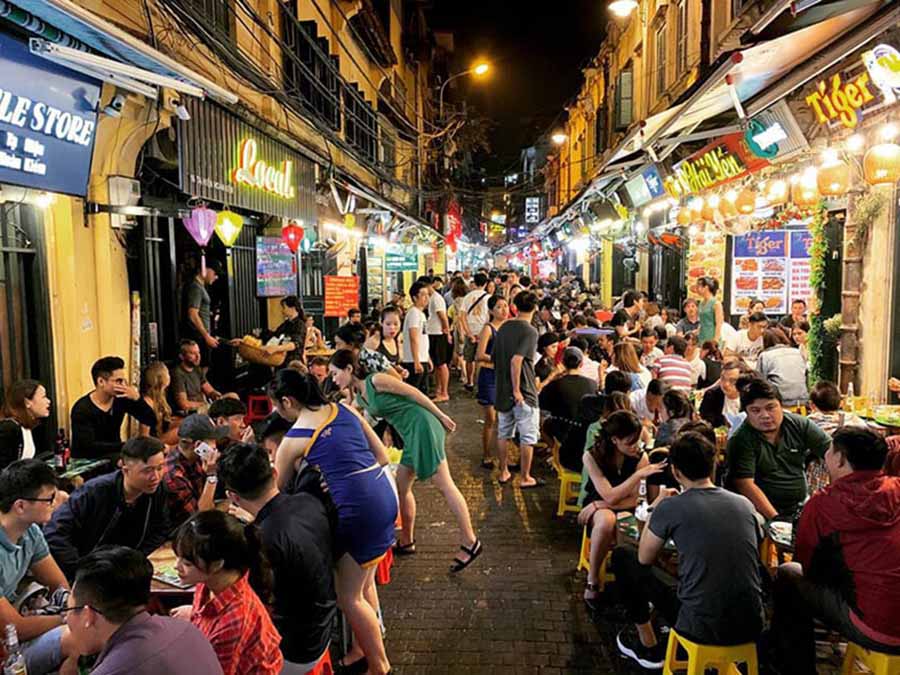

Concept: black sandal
[[584, 582, 600, 613], [393, 540, 416, 555], [450, 539, 483, 573], [335, 656, 368, 674]]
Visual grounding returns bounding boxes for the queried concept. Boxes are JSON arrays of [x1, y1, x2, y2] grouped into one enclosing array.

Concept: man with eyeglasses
[[64, 546, 221, 674], [45, 437, 171, 581], [70, 356, 156, 460], [0, 459, 80, 673]]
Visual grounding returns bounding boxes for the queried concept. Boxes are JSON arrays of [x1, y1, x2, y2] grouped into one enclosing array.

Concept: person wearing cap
[[208, 397, 254, 452], [539, 347, 598, 472], [184, 260, 223, 359], [44, 437, 171, 581], [164, 415, 228, 528]]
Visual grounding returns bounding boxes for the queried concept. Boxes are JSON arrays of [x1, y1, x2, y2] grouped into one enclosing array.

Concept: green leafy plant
[[823, 313, 842, 338], [807, 202, 829, 386], [850, 190, 886, 250]]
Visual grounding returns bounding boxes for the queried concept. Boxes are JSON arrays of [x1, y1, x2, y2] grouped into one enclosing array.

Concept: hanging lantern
[[689, 197, 704, 222], [735, 188, 758, 215], [792, 168, 819, 207], [215, 209, 243, 247], [766, 179, 789, 206], [282, 220, 305, 253], [817, 159, 851, 196], [675, 208, 691, 226], [863, 143, 900, 185], [701, 195, 720, 222], [183, 205, 216, 247]]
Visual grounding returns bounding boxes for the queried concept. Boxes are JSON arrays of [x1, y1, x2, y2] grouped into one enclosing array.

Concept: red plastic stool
[[308, 649, 333, 675], [245, 394, 271, 424], [376, 547, 394, 585]]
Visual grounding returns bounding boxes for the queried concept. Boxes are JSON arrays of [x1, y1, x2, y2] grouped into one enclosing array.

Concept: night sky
[[428, 0, 607, 178]]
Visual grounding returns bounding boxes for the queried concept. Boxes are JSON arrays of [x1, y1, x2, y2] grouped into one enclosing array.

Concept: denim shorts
[[498, 402, 540, 445], [24, 625, 63, 674]]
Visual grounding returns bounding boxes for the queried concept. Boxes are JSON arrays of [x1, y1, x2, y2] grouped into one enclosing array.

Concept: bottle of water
[[3, 624, 27, 674], [846, 382, 856, 413]]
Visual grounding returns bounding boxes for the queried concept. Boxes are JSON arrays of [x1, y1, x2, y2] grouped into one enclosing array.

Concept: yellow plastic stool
[[842, 643, 900, 675], [663, 629, 758, 675], [551, 442, 581, 516], [577, 526, 615, 590]]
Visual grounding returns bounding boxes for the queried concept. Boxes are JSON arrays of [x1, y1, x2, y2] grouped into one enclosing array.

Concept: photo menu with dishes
[[730, 229, 813, 315]]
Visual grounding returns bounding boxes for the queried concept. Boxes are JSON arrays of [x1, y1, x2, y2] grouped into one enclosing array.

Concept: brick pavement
[[378, 382, 648, 675]]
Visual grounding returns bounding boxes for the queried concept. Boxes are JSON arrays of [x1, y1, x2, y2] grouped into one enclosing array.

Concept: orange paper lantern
[[676, 208, 691, 226], [735, 188, 758, 215], [718, 191, 738, 218], [863, 143, 900, 185], [792, 181, 818, 207], [689, 198, 704, 222], [766, 180, 789, 206], [817, 160, 850, 196]]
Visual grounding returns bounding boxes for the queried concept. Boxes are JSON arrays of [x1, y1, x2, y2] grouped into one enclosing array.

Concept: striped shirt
[[655, 354, 693, 390]]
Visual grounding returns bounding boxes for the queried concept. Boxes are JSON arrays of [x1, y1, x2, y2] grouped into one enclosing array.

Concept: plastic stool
[[308, 649, 333, 675], [577, 526, 615, 590], [550, 443, 581, 516], [842, 643, 900, 675], [245, 394, 271, 423], [663, 629, 758, 675], [376, 547, 394, 585]]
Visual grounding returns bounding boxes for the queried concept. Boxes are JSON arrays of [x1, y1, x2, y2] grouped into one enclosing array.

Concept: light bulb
[[724, 190, 738, 203], [821, 148, 840, 166], [688, 224, 699, 237], [880, 122, 898, 141], [846, 134, 865, 153], [707, 194, 721, 208]]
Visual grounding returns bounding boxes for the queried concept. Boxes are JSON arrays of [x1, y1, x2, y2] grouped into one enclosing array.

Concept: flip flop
[[450, 539, 483, 573], [393, 540, 417, 555], [480, 460, 495, 469], [520, 478, 547, 489], [498, 474, 513, 485]]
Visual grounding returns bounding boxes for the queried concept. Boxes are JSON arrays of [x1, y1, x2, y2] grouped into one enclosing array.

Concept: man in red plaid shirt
[[164, 415, 227, 527]]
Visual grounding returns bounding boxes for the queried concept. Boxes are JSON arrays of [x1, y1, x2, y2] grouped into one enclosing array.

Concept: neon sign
[[805, 73, 877, 129], [232, 138, 295, 199], [664, 133, 767, 198]]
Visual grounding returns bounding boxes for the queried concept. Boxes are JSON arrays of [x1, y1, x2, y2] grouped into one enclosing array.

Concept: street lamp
[[551, 132, 568, 146], [608, 0, 638, 18], [438, 61, 491, 119]]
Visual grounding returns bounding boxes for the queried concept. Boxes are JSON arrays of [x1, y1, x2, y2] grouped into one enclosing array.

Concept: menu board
[[385, 246, 419, 271], [730, 228, 814, 314], [789, 230, 812, 304], [367, 256, 385, 305], [685, 231, 726, 299], [256, 237, 296, 297], [324, 275, 360, 317]]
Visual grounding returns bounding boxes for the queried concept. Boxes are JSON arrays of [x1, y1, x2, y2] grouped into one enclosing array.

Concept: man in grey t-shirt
[[492, 291, 541, 489], [612, 431, 764, 670], [183, 260, 222, 363]]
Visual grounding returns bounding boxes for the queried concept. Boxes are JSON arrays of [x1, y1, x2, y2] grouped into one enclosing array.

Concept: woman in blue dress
[[271, 369, 397, 675], [475, 296, 508, 468]]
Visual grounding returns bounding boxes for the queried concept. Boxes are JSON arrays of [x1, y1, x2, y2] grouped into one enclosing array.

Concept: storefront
[[132, 98, 317, 387], [0, 25, 102, 441]]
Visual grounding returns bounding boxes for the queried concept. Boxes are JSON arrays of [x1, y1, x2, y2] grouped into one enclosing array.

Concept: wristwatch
[[206, 475, 218, 484]]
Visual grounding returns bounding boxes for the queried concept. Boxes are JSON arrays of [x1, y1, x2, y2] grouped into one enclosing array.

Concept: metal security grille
[[0, 203, 55, 437], [228, 219, 262, 339], [134, 215, 179, 365]]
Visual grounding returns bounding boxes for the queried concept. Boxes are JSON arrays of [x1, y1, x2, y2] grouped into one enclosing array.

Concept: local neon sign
[[232, 138, 295, 199]]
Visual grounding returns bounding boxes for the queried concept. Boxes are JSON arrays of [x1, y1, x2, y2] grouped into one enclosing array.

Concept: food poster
[[730, 231, 788, 315], [788, 230, 812, 304], [685, 231, 726, 299]]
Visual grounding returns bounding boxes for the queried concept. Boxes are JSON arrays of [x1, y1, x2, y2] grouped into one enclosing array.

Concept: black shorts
[[429, 333, 451, 367]]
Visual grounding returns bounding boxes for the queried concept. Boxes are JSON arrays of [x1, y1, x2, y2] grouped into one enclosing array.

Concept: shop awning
[[604, 0, 885, 165], [9, 0, 238, 104]]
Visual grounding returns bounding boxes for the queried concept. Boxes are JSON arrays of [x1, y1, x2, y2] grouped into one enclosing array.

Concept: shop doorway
[[0, 202, 56, 444]]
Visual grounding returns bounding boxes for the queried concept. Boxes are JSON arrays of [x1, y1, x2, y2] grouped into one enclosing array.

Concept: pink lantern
[[183, 205, 216, 273]]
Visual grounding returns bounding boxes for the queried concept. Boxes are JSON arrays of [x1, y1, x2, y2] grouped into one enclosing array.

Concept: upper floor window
[[615, 66, 634, 130], [676, 0, 688, 76], [732, 0, 744, 22], [655, 24, 668, 100], [595, 106, 608, 155], [173, 0, 232, 40]]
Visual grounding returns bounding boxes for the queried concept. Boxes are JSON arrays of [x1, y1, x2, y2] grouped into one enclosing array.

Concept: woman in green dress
[[696, 276, 724, 346], [330, 349, 482, 572]]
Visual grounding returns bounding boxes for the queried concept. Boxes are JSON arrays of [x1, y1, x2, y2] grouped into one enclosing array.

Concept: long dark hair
[[330, 348, 370, 380], [268, 368, 328, 409], [0, 380, 44, 430], [174, 511, 274, 604], [590, 410, 643, 476]]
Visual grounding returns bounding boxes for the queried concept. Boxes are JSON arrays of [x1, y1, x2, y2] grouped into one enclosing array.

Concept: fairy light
[[846, 134, 865, 153], [880, 122, 899, 141]]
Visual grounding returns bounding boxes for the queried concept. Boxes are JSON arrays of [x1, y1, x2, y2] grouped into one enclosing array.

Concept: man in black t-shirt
[[218, 443, 337, 671], [609, 290, 641, 338], [612, 432, 764, 670]]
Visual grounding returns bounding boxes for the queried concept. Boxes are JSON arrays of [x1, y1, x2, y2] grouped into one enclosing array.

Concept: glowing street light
[[473, 62, 490, 76], [551, 132, 568, 146], [438, 61, 493, 118], [608, 0, 639, 18]]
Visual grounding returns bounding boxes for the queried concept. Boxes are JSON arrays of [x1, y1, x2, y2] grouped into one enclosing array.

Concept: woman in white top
[[0, 380, 52, 470]]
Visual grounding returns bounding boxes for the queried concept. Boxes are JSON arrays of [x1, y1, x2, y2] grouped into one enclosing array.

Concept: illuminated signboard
[[0, 33, 100, 196], [862, 43, 900, 104], [664, 133, 768, 198], [233, 139, 296, 199]]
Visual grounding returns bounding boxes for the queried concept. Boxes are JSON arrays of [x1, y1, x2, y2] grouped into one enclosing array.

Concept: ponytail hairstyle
[[590, 409, 643, 476], [268, 368, 328, 409], [329, 348, 370, 380], [174, 511, 274, 604]]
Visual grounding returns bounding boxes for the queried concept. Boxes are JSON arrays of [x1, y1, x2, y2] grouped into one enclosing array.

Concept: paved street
[[379, 381, 644, 675]]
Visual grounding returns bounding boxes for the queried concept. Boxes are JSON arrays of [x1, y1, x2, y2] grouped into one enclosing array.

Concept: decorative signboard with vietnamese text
[[664, 133, 769, 198], [384, 246, 419, 271], [0, 33, 101, 196], [256, 236, 296, 297], [324, 275, 360, 317], [685, 230, 726, 300], [730, 229, 812, 315], [179, 98, 316, 222]]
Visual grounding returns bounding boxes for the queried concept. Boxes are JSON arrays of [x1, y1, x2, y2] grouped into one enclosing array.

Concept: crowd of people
[[0, 268, 896, 674]]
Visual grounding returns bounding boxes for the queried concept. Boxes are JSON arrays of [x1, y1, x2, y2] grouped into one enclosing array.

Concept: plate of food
[[736, 276, 758, 290], [763, 259, 785, 272], [873, 405, 900, 427], [762, 277, 785, 291], [738, 259, 758, 272]]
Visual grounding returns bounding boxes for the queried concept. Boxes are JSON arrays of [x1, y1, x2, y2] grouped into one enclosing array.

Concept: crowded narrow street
[[379, 381, 631, 675]]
